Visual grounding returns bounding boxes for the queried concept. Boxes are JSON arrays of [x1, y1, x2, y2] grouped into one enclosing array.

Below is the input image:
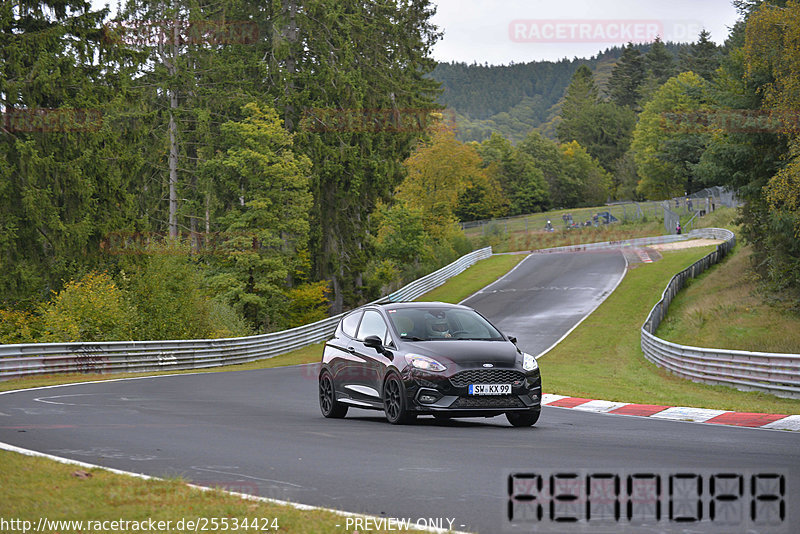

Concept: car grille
[[449, 369, 525, 387], [450, 396, 525, 409]]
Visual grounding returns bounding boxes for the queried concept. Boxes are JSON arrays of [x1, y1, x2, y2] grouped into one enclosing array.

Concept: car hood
[[403, 340, 520, 367]]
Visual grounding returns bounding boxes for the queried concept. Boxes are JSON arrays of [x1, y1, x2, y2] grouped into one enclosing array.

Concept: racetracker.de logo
[[2, 108, 103, 133], [659, 109, 800, 135], [509, 19, 665, 43], [299, 107, 456, 134], [508, 19, 703, 44], [104, 20, 259, 46]]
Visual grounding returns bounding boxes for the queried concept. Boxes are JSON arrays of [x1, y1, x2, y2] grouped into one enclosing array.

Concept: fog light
[[416, 388, 442, 404]]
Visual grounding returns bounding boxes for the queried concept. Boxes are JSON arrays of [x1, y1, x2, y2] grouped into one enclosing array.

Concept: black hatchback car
[[318, 302, 542, 426]]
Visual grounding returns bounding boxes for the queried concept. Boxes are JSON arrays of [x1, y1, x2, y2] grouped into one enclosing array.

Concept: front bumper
[[401, 367, 542, 416]]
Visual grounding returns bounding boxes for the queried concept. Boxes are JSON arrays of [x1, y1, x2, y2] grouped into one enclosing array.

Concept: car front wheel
[[383, 374, 416, 425], [506, 409, 540, 427], [319, 371, 348, 418]]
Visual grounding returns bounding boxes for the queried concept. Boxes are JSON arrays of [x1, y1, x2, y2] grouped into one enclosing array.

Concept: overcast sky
[[91, 0, 742, 65], [431, 0, 742, 64]]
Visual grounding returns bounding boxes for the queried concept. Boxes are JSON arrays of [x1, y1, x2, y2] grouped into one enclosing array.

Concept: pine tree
[[0, 0, 142, 306], [680, 29, 721, 81], [277, 0, 443, 312], [557, 66, 636, 173], [646, 37, 676, 84], [558, 65, 599, 127], [608, 43, 646, 109]]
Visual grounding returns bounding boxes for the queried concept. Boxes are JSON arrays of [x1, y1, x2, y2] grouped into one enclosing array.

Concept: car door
[[326, 310, 362, 394], [347, 309, 394, 405]]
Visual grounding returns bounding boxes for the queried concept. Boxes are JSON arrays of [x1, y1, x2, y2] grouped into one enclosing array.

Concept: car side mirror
[[508, 336, 518, 344], [363, 335, 384, 351]]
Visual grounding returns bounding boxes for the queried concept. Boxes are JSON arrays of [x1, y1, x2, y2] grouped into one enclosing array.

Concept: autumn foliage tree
[[396, 130, 506, 231], [744, 0, 800, 294]]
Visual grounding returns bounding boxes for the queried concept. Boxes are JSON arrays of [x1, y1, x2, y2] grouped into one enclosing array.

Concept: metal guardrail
[[641, 228, 800, 399], [528, 233, 691, 255], [0, 247, 492, 380]]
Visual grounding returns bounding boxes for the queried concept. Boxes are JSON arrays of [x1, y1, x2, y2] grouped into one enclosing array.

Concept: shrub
[[0, 309, 42, 344], [41, 272, 134, 342]]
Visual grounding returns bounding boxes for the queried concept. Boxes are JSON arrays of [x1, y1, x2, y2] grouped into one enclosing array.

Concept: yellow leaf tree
[[397, 130, 506, 235]]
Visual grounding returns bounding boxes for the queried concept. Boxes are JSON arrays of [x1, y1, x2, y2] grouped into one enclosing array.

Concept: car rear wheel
[[383, 374, 416, 424], [506, 409, 540, 427], [319, 372, 348, 418]]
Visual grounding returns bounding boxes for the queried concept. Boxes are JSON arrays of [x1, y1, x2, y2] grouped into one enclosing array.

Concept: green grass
[[540, 247, 800, 414], [416, 253, 526, 304], [657, 243, 800, 354], [0, 450, 417, 534]]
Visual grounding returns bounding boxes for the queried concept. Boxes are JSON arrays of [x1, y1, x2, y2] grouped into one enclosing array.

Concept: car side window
[[341, 311, 362, 338], [357, 310, 388, 343]]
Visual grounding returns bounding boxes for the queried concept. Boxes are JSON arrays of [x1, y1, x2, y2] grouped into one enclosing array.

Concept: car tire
[[319, 371, 348, 418], [383, 373, 416, 425], [506, 409, 540, 427]]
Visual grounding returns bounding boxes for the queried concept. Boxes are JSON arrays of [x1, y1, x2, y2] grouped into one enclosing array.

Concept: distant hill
[[431, 42, 688, 143]]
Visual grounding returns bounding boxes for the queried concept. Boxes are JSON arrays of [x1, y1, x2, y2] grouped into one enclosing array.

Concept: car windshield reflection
[[388, 307, 504, 341]]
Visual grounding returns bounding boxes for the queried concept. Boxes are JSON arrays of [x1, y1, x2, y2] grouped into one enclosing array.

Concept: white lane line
[[571, 400, 629, 413], [650, 407, 730, 423], [459, 252, 536, 304], [191, 466, 304, 488], [535, 249, 629, 359], [0, 441, 469, 534], [34, 393, 98, 406], [762, 415, 800, 431], [0, 371, 210, 397]]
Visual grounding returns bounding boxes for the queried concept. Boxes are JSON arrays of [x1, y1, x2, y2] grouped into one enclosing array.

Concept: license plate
[[468, 383, 511, 395]]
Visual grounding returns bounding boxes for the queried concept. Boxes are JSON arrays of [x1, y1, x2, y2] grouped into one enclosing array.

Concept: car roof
[[377, 301, 470, 310]]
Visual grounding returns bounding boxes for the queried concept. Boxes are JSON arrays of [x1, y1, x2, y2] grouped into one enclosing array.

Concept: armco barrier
[[641, 228, 800, 399], [0, 247, 492, 380]]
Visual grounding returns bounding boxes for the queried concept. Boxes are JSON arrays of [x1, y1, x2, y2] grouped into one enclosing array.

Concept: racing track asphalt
[[2, 250, 798, 534]]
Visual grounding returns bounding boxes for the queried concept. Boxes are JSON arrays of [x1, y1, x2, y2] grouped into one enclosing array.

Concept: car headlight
[[522, 352, 538, 371], [407, 354, 446, 372]]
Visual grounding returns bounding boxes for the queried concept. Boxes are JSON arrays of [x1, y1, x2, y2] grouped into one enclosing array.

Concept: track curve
[[2, 251, 798, 533]]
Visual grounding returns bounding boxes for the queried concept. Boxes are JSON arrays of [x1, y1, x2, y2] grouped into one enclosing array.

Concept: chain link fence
[[461, 188, 740, 238]]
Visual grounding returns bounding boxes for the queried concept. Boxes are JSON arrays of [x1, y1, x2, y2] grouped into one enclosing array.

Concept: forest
[[1, 0, 799, 343], [432, 41, 690, 143]]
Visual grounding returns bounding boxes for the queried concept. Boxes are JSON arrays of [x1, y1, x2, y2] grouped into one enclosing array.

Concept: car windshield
[[387, 307, 504, 341]]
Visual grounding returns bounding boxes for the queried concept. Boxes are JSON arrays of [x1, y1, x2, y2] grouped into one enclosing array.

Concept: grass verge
[[656, 243, 800, 353], [416, 254, 526, 304], [0, 450, 409, 534], [540, 247, 800, 414]]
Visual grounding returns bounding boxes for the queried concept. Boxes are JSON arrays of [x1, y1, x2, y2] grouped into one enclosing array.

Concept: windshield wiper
[[400, 335, 426, 341]]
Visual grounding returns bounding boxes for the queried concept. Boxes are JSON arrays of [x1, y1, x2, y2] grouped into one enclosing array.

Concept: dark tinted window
[[341, 311, 362, 338], [387, 307, 503, 341], [357, 310, 388, 342]]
